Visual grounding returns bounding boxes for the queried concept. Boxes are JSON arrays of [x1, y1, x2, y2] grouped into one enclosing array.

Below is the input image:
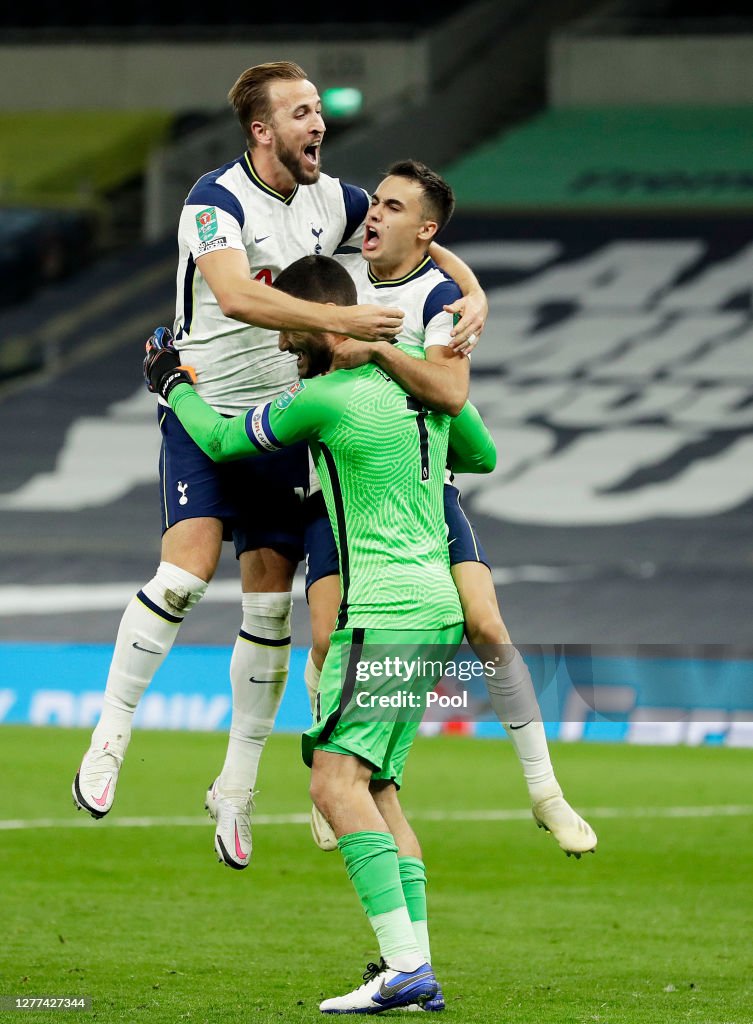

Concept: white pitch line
[[0, 579, 281, 615], [1, 804, 752, 831], [0, 566, 596, 616]]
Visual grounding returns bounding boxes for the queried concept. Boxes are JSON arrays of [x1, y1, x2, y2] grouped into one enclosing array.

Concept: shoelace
[[83, 749, 121, 776], [218, 788, 256, 813], [362, 958, 388, 984]]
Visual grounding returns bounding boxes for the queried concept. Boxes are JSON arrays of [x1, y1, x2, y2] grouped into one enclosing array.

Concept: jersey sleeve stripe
[[339, 182, 369, 246], [185, 181, 245, 227], [178, 255, 197, 337], [422, 280, 462, 328], [244, 404, 282, 452]]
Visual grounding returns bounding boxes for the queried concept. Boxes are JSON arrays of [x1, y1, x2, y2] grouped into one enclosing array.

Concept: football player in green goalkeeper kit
[[303, 161, 597, 866], [144, 254, 488, 1013]]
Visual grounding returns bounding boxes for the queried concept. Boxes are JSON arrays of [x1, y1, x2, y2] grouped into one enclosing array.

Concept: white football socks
[[218, 591, 292, 794], [484, 647, 560, 802], [91, 561, 208, 756]]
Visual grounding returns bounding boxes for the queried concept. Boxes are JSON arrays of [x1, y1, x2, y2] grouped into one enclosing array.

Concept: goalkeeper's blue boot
[[400, 979, 446, 1011], [320, 959, 437, 1014]]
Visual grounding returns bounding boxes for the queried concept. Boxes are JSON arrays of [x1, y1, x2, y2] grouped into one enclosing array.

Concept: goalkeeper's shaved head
[[275, 256, 357, 378], [273, 255, 357, 306]]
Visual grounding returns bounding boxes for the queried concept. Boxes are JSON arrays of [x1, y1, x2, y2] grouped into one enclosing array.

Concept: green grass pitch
[[1, 726, 751, 1023]]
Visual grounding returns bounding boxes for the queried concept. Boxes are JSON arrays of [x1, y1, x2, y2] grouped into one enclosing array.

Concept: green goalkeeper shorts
[[301, 622, 464, 788]]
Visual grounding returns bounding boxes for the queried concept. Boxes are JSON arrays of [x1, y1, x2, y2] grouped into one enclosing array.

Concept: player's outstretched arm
[[168, 385, 259, 462], [144, 327, 339, 461], [447, 401, 497, 474], [197, 248, 404, 342], [143, 328, 258, 461], [170, 381, 341, 462]]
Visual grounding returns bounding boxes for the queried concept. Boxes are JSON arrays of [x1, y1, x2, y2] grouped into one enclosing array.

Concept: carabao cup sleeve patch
[[274, 379, 307, 410], [196, 207, 218, 242]]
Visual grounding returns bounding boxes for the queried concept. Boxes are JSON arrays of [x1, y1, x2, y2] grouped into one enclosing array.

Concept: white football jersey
[[335, 252, 462, 356], [307, 252, 463, 496], [173, 151, 368, 414]]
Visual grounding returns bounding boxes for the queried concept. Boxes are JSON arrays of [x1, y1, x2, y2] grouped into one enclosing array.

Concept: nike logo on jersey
[[508, 718, 535, 730], [378, 969, 433, 1001], [248, 676, 282, 684], [133, 642, 161, 655], [254, 234, 271, 243]]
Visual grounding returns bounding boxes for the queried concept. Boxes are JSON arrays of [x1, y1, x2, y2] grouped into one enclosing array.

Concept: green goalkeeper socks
[[338, 831, 424, 971]]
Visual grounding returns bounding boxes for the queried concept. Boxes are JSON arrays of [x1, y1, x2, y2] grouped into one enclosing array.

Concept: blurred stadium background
[[1, 0, 752, 739]]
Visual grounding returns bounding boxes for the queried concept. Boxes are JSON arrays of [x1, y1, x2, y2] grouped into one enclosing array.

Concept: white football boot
[[310, 803, 338, 852], [205, 778, 253, 870], [72, 742, 123, 819], [320, 959, 438, 1014], [532, 791, 597, 857]]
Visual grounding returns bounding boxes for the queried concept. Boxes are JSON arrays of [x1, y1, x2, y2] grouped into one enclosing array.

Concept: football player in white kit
[[72, 61, 488, 870]]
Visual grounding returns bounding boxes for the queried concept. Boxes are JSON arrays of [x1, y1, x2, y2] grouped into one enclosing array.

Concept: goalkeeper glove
[[143, 326, 196, 401]]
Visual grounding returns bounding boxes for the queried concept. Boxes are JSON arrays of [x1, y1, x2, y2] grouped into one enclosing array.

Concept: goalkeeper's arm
[[145, 326, 342, 460], [168, 381, 343, 462], [447, 401, 497, 474], [142, 326, 279, 460], [168, 385, 260, 462]]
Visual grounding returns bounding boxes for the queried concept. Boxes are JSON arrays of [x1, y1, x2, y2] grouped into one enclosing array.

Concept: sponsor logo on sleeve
[[274, 379, 306, 410], [196, 236, 227, 255], [196, 207, 218, 242]]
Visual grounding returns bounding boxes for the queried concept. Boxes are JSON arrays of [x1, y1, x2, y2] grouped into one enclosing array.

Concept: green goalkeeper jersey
[[169, 366, 493, 630]]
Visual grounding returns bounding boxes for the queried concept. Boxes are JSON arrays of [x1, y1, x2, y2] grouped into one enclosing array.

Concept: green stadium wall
[[0, 111, 173, 206], [442, 107, 753, 211]]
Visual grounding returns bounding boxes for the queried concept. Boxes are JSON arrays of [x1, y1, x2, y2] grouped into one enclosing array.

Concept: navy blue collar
[[367, 255, 433, 287], [242, 151, 299, 205]]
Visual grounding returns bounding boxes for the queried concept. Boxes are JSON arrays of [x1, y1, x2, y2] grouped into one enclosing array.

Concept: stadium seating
[[0, 112, 174, 329]]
